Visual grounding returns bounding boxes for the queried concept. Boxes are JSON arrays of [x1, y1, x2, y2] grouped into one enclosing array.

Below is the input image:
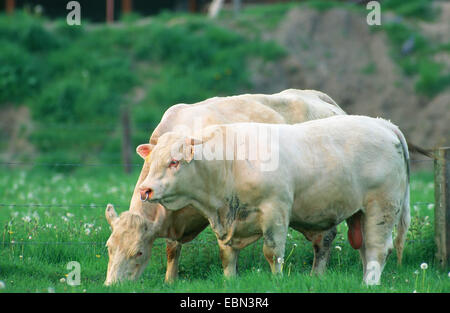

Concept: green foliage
[[382, 0, 436, 20], [381, 22, 450, 97], [0, 11, 284, 167], [0, 40, 45, 103]]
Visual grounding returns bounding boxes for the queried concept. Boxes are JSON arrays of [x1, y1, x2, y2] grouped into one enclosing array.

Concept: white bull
[[104, 89, 346, 285], [138, 115, 411, 285]]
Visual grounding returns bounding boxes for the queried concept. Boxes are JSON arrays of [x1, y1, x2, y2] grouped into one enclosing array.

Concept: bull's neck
[[187, 159, 235, 220]]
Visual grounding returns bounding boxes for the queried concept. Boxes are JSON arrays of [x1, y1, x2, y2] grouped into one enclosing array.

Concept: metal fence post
[[434, 147, 450, 269]]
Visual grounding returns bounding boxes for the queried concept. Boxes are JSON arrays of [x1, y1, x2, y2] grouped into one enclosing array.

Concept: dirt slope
[[249, 6, 449, 148]]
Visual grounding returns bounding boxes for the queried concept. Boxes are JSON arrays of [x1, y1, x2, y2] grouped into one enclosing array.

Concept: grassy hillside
[[0, 11, 284, 167], [1, 1, 449, 166]]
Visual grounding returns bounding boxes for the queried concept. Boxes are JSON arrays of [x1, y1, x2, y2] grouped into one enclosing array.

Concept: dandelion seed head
[[420, 263, 428, 270]]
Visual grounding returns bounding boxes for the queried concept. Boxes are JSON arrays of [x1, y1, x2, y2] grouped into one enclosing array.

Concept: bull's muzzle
[[139, 188, 153, 201]]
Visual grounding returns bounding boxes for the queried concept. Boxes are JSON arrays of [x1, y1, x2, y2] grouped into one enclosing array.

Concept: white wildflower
[[60, 278, 66, 283], [427, 204, 434, 210], [108, 187, 119, 194], [420, 263, 428, 270], [22, 216, 31, 223], [32, 211, 40, 220], [277, 257, 284, 264], [335, 246, 342, 251]]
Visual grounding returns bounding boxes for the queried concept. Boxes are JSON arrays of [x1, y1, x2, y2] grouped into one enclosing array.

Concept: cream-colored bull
[[138, 115, 411, 285], [104, 89, 346, 285]]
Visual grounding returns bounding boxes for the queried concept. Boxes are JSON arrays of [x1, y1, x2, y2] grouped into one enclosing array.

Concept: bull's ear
[[105, 204, 118, 227], [184, 137, 203, 163], [136, 144, 154, 160]]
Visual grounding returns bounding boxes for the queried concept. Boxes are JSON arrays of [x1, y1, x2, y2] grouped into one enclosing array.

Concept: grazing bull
[[104, 89, 346, 285], [138, 115, 411, 285]]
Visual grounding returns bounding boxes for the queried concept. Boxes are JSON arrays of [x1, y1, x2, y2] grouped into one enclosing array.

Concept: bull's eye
[[169, 159, 179, 168]]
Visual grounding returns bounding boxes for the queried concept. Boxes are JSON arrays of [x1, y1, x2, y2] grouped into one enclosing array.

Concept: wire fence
[[0, 199, 436, 247], [0, 158, 434, 168], [0, 157, 436, 248]]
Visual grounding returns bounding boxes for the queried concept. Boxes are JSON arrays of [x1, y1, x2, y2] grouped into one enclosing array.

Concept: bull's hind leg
[[360, 200, 397, 286], [219, 242, 240, 277], [165, 239, 182, 283], [310, 227, 337, 275]]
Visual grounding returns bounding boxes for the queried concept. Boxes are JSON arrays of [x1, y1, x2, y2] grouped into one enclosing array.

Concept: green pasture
[[0, 167, 448, 293]]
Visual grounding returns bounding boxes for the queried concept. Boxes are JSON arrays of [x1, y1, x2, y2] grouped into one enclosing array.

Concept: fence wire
[[0, 159, 434, 169], [0, 156, 436, 249]]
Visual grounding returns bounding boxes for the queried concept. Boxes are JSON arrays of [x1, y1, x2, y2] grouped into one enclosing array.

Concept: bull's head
[[136, 132, 206, 211], [104, 203, 164, 285]]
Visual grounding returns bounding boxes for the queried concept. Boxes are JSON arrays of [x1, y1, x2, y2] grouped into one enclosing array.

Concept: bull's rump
[[227, 115, 408, 232]]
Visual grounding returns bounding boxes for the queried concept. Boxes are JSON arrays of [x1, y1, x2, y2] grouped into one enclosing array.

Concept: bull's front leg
[[311, 226, 337, 275], [219, 241, 240, 278], [165, 239, 182, 283], [262, 216, 289, 275]]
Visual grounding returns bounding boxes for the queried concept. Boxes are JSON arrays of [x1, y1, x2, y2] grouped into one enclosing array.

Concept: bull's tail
[[395, 184, 410, 266], [406, 140, 435, 159], [377, 118, 411, 265]]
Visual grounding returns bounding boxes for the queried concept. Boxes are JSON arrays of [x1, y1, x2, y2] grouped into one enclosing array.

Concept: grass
[[0, 166, 448, 293]]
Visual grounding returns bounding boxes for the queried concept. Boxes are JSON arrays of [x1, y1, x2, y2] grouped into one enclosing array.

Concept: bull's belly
[[290, 201, 361, 232]]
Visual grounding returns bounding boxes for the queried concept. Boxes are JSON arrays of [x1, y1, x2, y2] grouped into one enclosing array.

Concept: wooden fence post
[[6, 0, 15, 14], [106, 0, 114, 23], [121, 105, 132, 174], [122, 0, 132, 14], [434, 147, 450, 269]]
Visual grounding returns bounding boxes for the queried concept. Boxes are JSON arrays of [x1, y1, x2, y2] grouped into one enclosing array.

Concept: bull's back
[[152, 89, 345, 141], [194, 89, 345, 126]]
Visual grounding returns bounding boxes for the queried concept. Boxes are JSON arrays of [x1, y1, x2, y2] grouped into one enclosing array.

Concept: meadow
[[0, 164, 448, 293], [0, 0, 449, 293]]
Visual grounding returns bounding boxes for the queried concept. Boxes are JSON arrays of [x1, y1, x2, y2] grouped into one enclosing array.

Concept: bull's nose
[[139, 187, 153, 201]]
